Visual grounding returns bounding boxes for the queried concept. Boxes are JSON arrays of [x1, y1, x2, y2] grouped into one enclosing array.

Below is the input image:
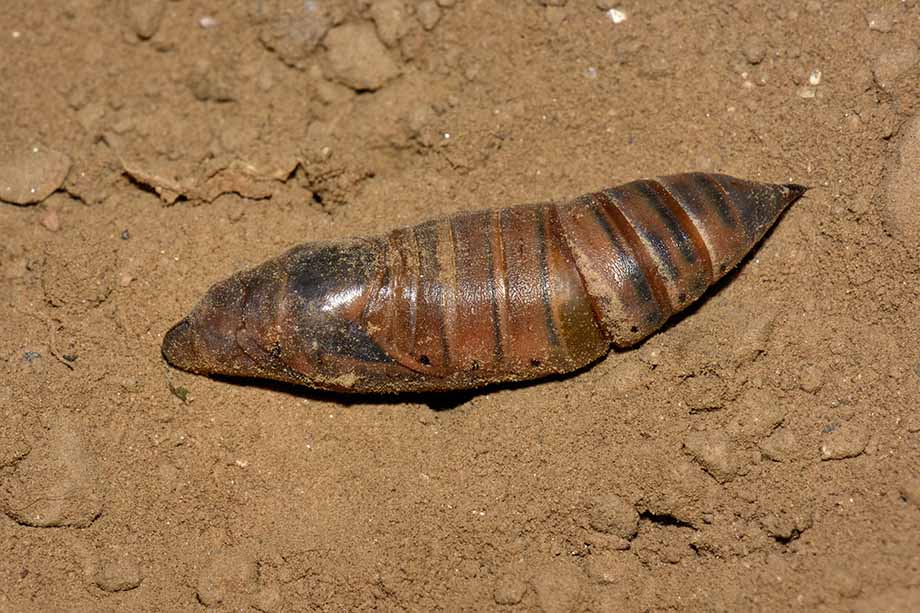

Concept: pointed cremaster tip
[[783, 183, 808, 205]]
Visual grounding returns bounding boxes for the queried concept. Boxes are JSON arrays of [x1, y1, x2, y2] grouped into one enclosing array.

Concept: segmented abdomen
[[361, 173, 802, 381]]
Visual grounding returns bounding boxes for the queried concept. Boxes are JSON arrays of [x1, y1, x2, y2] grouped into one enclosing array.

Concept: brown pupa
[[162, 172, 805, 393]]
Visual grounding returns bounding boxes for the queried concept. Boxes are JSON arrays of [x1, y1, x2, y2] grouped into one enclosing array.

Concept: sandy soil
[[2, 1, 920, 611]]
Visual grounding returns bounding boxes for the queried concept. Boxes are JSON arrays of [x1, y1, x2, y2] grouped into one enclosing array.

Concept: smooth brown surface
[[2, 1, 920, 611]]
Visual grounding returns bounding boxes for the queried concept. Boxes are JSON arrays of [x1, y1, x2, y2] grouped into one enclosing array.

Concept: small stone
[[606, 8, 627, 24], [324, 23, 400, 91], [196, 550, 259, 606], [742, 35, 766, 65], [39, 208, 61, 232], [95, 554, 143, 592], [759, 426, 797, 462], [898, 477, 920, 508], [905, 414, 920, 434], [258, 1, 329, 68], [0, 144, 71, 205], [866, 10, 895, 33], [683, 431, 743, 482], [797, 85, 817, 99], [588, 494, 639, 539], [416, 1, 441, 30], [493, 574, 527, 605], [799, 364, 824, 393], [820, 423, 868, 460], [872, 45, 919, 90], [370, 0, 408, 47], [125, 0, 166, 40], [118, 272, 134, 287], [808, 68, 822, 86]]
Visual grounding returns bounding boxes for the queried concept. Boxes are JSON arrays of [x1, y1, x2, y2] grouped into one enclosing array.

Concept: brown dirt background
[[2, 0, 920, 611]]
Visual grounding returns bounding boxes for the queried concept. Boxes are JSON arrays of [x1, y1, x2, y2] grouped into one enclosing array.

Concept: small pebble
[[95, 555, 143, 592], [808, 68, 822, 86], [905, 414, 920, 434], [588, 494, 639, 539], [683, 431, 743, 482], [324, 23, 400, 91], [370, 0, 408, 48], [125, 0, 166, 40], [606, 8, 627, 24], [898, 478, 920, 508], [799, 364, 824, 393], [820, 423, 868, 460], [760, 427, 797, 462], [0, 144, 71, 205], [39, 208, 60, 232], [742, 35, 766, 65], [118, 272, 134, 287], [198, 15, 218, 29], [866, 10, 895, 33], [493, 574, 527, 605], [416, 1, 442, 30], [120, 229, 130, 240]]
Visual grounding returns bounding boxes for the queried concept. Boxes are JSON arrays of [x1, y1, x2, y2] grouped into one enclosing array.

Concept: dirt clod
[[0, 144, 71, 205], [324, 23, 401, 90]]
